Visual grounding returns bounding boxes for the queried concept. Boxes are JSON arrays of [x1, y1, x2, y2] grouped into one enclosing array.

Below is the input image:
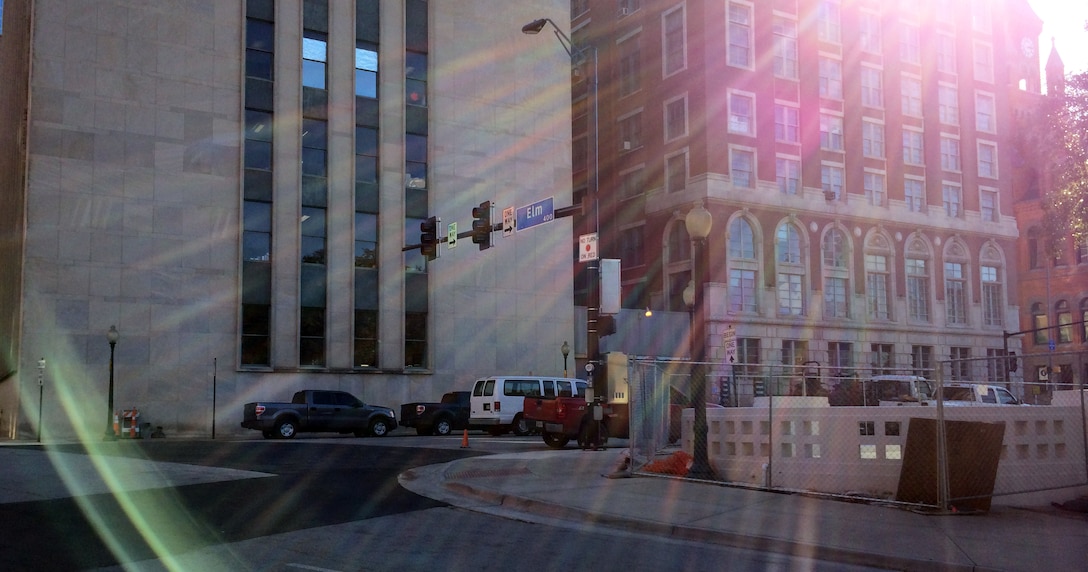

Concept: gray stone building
[[0, 0, 575, 439]]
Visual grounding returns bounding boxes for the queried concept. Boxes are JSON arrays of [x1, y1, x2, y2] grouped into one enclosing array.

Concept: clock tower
[[1004, 0, 1043, 93]]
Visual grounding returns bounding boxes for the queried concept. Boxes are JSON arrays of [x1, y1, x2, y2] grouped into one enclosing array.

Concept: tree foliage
[[1041, 71, 1088, 246]]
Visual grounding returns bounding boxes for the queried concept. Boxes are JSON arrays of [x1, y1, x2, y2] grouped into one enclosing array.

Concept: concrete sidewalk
[[399, 447, 1088, 572]]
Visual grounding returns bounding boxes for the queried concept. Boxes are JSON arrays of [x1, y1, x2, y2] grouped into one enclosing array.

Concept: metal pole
[[212, 357, 217, 439], [688, 234, 713, 479], [37, 358, 45, 443], [105, 340, 116, 440]]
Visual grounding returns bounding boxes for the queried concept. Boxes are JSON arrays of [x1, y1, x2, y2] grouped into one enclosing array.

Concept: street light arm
[[521, 17, 589, 63]]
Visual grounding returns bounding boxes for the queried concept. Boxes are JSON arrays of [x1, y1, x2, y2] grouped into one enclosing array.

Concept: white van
[[469, 375, 586, 436]]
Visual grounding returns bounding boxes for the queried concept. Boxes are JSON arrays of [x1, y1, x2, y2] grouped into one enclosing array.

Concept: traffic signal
[[471, 200, 492, 251], [420, 216, 439, 261], [597, 315, 616, 337]]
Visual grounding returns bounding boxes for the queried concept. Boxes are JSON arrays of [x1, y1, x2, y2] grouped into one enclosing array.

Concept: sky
[[1031, 0, 1088, 76]]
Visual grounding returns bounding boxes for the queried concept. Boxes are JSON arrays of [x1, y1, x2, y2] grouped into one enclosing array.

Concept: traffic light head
[[420, 216, 438, 261], [471, 200, 492, 251]]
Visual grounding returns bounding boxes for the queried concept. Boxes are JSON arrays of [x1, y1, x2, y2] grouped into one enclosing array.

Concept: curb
[[440, 473, 990, 572]]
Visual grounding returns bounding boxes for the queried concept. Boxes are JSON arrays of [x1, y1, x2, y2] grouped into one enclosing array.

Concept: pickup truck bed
[[399, 391, 473, 436]]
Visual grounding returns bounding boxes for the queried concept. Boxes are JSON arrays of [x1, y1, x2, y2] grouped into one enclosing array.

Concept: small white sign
[[579, 233, 599, 262], [447, 222, 457, 249], [722, 327, 737, 364], [502, 206, 515, 237]]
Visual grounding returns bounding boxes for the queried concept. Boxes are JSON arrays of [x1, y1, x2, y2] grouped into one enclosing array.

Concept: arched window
[[1031, 302, 1048, 345], [980, 242, 1005, 327], [1056, 300, 1073, 344], [905, 235, 932, 323], [865, 231, 894, 321], [775, 222, 805, 315], [822, 227, 849, 318], [943, 238, 970, 326], [727, 217, 758, 313]]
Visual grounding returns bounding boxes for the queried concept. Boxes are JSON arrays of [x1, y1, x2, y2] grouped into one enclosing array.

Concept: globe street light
[[685, 203, 715, 480], [104, 325, 119, 441], [562, 340, 570, 377]]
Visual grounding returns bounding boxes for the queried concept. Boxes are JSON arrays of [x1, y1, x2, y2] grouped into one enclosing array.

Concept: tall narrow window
[[776, 223, 804, 316], [901, 76, 922, 117], [619, 34, 641, 96], [981, 265, 1003, 327], [666, 151, 687, 193], [861, 67, 883, 109], [773, 15, 799, 79], [859, 11, 881, 54], [980, 189, 998, 222], [871, 344, 894, 375], [728, 219, 758, 313], [864, 172, 886, 207], [940, 136, 961, 172], [242, 4, 275, 368], [823, 229, 849, 318], [819, 57, 843, 99], [942, 184, 962, 218], [904, 177, 925, 212], [975, 92, 996, 132], [817, 1, 841, 44], [727, 2, 753, 68], [1057, 300, 1073, 343], [862, 121, 884, 158], [911, 345, 932, 378], [729, 92, 755, 135], [731, 148, 755, 188], [978, 141, 998, 179], [903, 129, 924, 165], [405, 0, 430, 368], [775, 104, 800, 143], [776, 157, 800, 195], [355, 43, 378, 98], [936, 33, 957, 74], [663, 5, 686, 75], [820, 113, 844, 151], [665, 97, 687, 141], [950, 347, 970, 380], [945, 262, 967, 325], [1031, 302, 1048, 345], [907, 257, 930, 322], [821, 164, 844, 200], [899, 23, 920, 65], [973, 41, 993, 83], [938, 84, 959, 125], [302, 31, 328, 89], [866, 254, 890, 320]]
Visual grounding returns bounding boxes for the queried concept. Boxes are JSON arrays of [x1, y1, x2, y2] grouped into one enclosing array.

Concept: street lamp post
[[37, 357, 45, 443], [105, 325, 119, 441], [522, 17, 603, 400], [562, 340, 570, 377], [685, 203, 715, 480]]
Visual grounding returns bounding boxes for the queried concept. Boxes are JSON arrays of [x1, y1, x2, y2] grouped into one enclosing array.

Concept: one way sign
[[723, 326, 737, 364]]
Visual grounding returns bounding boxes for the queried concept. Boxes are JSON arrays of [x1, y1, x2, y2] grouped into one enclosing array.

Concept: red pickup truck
[[522, 379, 610, 448]]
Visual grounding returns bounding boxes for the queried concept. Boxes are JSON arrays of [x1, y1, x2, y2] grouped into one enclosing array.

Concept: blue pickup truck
[[241, 389, 397, 439]]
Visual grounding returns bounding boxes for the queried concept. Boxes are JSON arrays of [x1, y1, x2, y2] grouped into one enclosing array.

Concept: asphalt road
[[2, 436, 486, 570]]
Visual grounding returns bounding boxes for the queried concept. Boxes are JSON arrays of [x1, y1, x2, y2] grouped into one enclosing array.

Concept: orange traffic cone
[[112, 412, 120, 437], [460, 428, 469, 448]]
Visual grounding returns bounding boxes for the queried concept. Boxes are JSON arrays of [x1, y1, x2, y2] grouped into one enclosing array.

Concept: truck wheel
[[542, 431, 570, 449], [512, 414, 530, 436], [275, 420, 297, 439], [433, 417, 453, 436], [369, 417, 391, 437]]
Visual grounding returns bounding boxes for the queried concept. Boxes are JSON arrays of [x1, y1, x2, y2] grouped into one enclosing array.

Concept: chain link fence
[[625, 351, 1088, 511]]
